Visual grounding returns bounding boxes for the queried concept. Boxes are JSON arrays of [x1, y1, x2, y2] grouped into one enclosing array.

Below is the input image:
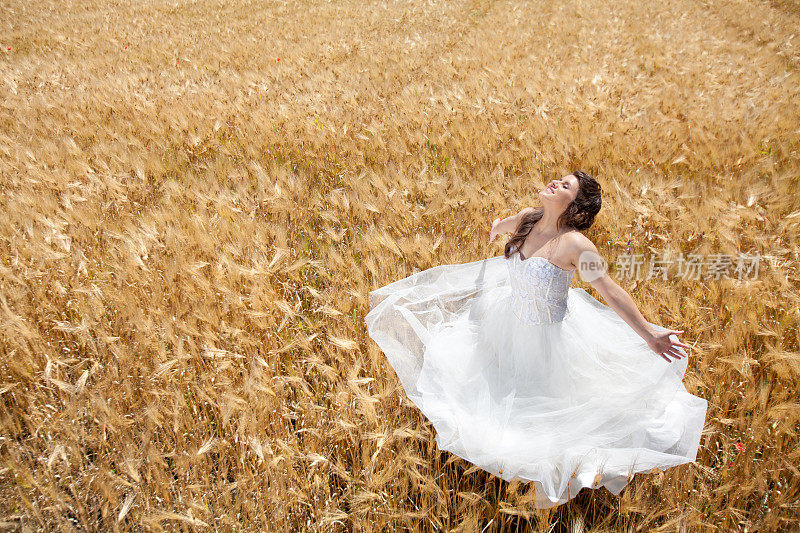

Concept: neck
[[536, 206, 563, 235]]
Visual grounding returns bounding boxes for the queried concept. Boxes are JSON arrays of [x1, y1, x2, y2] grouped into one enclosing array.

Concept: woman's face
[[539, 174, 579, 207]]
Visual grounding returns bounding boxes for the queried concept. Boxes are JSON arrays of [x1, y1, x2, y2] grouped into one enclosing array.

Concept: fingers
[[667, 349, 684, 359], [666, 332, 691, 351], [671, 343, 690, 354], [659, 349, 683, 361]]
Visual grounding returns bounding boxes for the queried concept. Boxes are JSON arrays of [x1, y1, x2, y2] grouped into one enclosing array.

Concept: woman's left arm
[[591, 275, 655, 338], [572, 236, 691, 362]]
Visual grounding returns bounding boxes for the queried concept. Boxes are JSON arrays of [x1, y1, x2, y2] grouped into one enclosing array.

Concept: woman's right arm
[[489, 207, 535, 243]]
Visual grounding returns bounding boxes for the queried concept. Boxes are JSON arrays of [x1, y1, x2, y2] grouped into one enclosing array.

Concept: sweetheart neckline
[[517, 252, 575, 273]]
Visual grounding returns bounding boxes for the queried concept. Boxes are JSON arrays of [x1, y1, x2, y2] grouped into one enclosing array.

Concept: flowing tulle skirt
[[365, 254, 707, 508]]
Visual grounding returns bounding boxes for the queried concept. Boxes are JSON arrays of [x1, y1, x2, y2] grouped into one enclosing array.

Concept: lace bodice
[[507, 245, 574, 325]]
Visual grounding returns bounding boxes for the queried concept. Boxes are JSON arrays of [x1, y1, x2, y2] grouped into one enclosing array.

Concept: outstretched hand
[[647, 329, 691, 362], [488, 218, 501, 244]]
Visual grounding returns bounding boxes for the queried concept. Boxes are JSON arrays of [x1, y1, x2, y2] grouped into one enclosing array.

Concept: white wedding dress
[[365, 245, 707, 508]]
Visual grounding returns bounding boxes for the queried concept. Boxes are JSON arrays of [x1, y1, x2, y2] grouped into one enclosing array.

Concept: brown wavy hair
[[503, 170, 602, 259]]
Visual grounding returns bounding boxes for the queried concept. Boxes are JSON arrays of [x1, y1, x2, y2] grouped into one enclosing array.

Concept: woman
[[364, 171, 707, 508]]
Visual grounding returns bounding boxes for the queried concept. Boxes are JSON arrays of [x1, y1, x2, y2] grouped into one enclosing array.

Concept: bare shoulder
[[562, 231, 599, 269], [563, 231, 611, 282], [564, 231, 598, 253]]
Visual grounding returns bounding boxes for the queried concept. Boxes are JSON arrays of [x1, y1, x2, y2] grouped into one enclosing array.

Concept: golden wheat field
[[1, 0, 799, 530]]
